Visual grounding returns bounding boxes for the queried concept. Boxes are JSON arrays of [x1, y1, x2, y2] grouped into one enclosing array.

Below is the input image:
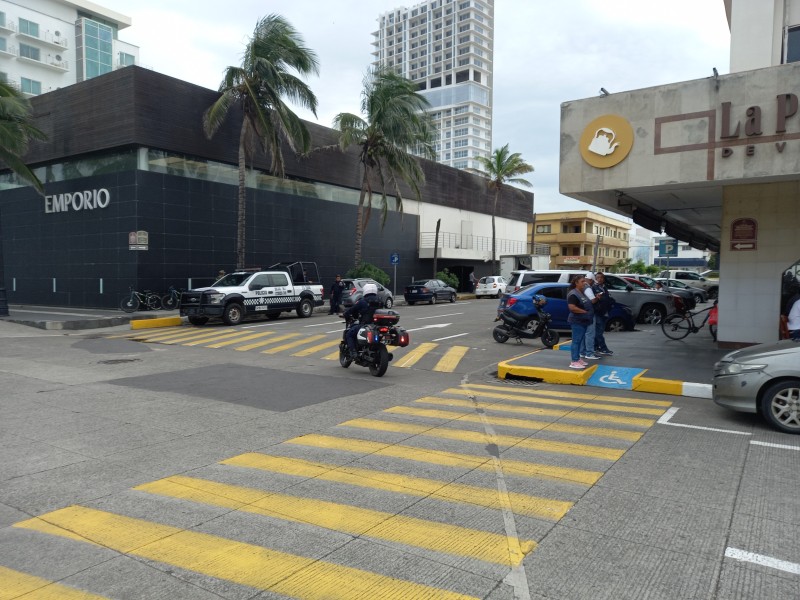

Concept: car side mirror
[[625, 284, 633, 291]]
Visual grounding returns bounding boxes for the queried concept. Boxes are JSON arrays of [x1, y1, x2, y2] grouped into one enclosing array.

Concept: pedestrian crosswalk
[[110, 325, 473, 372], [6, 383, 672, 599]]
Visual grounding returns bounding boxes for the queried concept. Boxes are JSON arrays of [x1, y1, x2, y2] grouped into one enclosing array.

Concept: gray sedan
[[713, 339, 800, 434]]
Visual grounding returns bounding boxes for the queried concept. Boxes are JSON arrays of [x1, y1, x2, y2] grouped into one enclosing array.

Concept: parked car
[[659, 269, 719, 299], [475, 276, 507, 298], [655, 278, 709, 304], [404, 279, 457, 304], [497, 282, 635, 332], [507, 270, 674, 324], [340, 278, 394, 309], [713, 339, 800, 434]]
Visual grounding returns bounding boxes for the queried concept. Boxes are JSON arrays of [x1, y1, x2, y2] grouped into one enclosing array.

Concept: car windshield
[[214, 274, 251, 287]]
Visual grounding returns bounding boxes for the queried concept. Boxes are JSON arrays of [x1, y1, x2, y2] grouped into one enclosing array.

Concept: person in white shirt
[[581, 272, 600, 360]]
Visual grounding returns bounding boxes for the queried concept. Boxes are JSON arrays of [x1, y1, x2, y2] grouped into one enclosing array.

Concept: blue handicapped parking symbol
[[588, 365, 645, 390]]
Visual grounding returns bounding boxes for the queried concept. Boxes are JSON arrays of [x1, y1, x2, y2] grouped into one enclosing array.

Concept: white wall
[[718, 181, 800, 343]]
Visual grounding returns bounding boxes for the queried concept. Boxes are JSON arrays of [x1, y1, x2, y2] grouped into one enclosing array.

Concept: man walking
[[329, 275, 345, 315], [592, 272, 614, 355]]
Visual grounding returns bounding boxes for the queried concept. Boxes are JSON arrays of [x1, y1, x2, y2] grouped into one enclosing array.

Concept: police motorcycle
[[493, 294, 560, 348], [339, 309, 410, 377]]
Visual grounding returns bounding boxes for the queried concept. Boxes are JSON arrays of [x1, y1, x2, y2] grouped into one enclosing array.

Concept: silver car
[[713, 339, 800, 434], [340, 278, 394, 309]]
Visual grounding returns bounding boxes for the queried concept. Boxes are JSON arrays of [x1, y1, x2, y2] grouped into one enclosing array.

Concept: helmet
[[362, 283, 378, 296]]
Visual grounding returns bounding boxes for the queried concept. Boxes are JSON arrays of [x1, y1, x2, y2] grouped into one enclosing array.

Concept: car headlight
[[206, 293, 226, 305], [715, 362, 767, 375]]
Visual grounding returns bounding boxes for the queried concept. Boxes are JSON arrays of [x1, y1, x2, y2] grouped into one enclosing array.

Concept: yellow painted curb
[[131, 316, 183, 330], [498, 359, 598, 385], [632, 376, 683, 396]]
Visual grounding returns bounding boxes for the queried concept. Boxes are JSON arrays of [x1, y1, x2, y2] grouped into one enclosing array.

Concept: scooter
[[493, 299, 560, 348], [339, 309, 410, 377]]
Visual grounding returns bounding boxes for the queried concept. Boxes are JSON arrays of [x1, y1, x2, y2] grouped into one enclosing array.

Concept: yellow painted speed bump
[[130, 316, 183, 330]]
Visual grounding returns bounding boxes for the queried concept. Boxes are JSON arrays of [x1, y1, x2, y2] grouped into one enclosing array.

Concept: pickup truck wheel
[[296, 298, 314, 318], [188, 316, 208, 326], [222, 303, 244, 326], [640, 304, 666, 325]]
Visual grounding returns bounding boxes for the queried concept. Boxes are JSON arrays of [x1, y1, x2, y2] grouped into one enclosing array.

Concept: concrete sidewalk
[[498, 323, 730, 399]]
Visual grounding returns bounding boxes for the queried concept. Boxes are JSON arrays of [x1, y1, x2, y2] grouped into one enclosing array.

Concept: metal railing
[[420, 232, 545, 256]]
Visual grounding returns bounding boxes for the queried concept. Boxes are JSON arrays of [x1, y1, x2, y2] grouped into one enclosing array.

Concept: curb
[[497, 354, 713, 399], [131, 316, 184, 330]]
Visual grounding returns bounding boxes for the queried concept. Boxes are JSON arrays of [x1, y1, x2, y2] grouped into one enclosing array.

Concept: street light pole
[[0, 208, 8, 316], [592, 234, 603, 272]]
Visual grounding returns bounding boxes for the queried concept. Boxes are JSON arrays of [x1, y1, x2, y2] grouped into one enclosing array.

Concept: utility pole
[[592, 234, 603, 272]]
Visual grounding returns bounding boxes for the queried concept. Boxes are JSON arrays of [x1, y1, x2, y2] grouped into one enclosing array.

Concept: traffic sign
[[658, 239, 678, 257], [390, 253, 400, 265]]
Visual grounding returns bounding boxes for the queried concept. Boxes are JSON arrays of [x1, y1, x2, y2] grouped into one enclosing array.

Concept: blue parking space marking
[[587, 365, 646, 390]]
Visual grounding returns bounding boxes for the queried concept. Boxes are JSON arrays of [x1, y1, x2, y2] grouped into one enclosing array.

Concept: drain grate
[[98, 358, 141, 365]]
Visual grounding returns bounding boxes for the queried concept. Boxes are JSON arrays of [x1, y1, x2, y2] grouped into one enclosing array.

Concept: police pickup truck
[[180, 261, 324, 326]]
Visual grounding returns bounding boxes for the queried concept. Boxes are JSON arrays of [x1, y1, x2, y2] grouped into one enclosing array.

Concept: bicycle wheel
[[120, 294, 140, 312], [146, 293, 162, 310], [661, 313, 692, 340], [161, 293, 178, 310]]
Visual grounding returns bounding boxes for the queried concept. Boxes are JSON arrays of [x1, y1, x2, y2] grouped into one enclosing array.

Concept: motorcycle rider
[[341, 282, 382, 358]]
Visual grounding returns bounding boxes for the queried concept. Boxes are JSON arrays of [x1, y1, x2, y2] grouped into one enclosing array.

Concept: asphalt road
[[0, 301, 798, 599]]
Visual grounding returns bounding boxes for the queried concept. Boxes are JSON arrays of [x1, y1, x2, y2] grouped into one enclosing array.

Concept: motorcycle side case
[[390, 327, 410, 347]]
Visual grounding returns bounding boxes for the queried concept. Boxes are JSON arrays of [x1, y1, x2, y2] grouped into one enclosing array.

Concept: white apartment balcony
[[0, 20, 16, 34], [419, 231, 529, 260], [16, 51, 68, 72]]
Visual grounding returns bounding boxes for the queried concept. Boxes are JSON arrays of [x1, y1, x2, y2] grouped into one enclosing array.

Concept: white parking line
[[433, 333, 469, 341], [657, 407, 752, 435], [750, 440, 800, 451], [725, 547, 800, 575], [415, 313, 463, 320]]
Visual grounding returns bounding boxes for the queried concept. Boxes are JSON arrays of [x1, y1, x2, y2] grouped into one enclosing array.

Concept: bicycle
[[119, 287, 163, 312], [661, 301, 718, 341], [161, 286, 183, 310]]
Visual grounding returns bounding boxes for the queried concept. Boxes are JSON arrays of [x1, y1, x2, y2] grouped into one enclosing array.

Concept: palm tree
[[0, 81, 46, 194], [333, 68, 435, 266], [475, 144, 533, 274], [203, 14, 319, 269]]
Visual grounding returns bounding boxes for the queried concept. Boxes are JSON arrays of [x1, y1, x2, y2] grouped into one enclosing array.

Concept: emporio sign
[[44, 189, 110, 214], [580, 93, 800, 179]]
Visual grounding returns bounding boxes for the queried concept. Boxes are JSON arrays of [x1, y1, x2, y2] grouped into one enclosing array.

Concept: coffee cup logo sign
[[580, 115, 634, 168]]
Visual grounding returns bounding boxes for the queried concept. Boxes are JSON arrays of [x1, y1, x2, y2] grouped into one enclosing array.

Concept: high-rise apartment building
[[372, 0, 494, 170], [0, 0, 137, 96]]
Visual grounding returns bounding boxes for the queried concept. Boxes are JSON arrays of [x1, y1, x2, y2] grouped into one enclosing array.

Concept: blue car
[[497, 282, 635, 331]]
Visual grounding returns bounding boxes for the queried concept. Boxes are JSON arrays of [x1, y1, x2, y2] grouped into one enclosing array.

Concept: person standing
[[581, 272, 600, 360], [329, 275, 345, 315], [469, 271, 477, 293], [592, 272, 614, 355], [567, 276, 594, 369]]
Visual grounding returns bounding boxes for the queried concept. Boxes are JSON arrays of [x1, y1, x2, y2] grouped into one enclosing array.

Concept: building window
[[454, 127, 468, 136], [454, 149, 468, 158], [0, 38, 5, 52], [21, 77, 41, 95], [536, 225, 551, 234], [119, 52, 135, 67], [19, 43, 41, 61], [78, 19, 114, 80], [0, 12, 5, 28], [787, 25, 800, 63], [19, 18, 40, 38], [454, 139, 468, 147]]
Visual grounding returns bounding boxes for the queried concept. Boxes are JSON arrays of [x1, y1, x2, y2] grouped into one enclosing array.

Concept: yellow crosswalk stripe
[[286, 433, 602, 485], [182, 330, 250, 346], [15, 506, 479, 600], [433, 345, 470, 372], [222, 453, 572, 520], [462, 383, 673, 407], [203, 331, 274, 348], [394, 342, 437, 367], [322, 349, 341, 360], [292, 339, 341, 356], [135, 475, 532, 566], [261, 334, 327, 354], [340, 418, 625, 460], [130, 328, 215, 343], [159, 329, 239, 345], [415, 396, 655, 427], [386, 405, 642, 442], [235, 332, 300, 351], [0, 565, 109, 600], [443, 388, 666, 416]]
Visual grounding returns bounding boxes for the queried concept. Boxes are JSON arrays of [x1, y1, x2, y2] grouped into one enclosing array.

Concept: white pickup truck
[[659, 270, 719, 299], [180, 262, 324, 326]]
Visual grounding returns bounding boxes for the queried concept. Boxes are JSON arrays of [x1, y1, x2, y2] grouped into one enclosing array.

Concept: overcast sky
[[99, 0, 731, 217]]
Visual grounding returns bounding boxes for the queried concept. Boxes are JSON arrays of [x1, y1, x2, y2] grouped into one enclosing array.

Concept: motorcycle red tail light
[[379, 326, 389, 334], [366, 330, 374, 343]]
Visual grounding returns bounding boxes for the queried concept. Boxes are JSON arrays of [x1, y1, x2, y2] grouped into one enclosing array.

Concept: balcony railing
[[420, 232, 549, 256]]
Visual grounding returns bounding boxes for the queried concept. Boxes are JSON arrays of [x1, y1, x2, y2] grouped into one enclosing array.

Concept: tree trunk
[[491, 189, 499, 275], [354, 169, 369, 266], [236, 125, 247, 269]]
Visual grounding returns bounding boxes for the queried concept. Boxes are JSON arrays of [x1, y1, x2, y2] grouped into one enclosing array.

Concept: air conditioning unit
[[55, 31, 61, 36], [55, 55, 62, 61]]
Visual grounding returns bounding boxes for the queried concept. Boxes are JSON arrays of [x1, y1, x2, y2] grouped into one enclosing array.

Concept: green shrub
[[436, 268, 459, 289], [345, 262, 390, 286]]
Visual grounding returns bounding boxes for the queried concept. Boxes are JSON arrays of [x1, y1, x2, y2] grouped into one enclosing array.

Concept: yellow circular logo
[[579, 115, 634, 168]]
